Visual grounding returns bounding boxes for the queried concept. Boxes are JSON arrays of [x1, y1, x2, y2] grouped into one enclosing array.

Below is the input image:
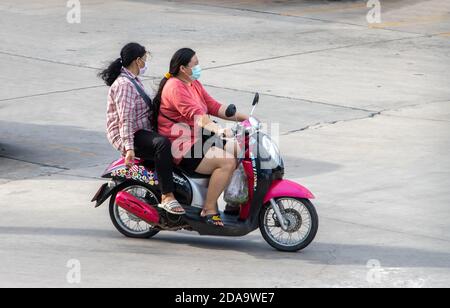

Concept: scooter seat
[[174, 167, 211, 179], [139, 159, 210, 179]]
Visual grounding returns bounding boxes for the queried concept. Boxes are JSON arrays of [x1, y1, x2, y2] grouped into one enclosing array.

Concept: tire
[[109, 181, 161, 239], [259, 198, 318, 252]]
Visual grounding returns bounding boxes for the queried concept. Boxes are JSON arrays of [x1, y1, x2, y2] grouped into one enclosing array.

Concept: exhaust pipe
[[115, 191, 160, 224]]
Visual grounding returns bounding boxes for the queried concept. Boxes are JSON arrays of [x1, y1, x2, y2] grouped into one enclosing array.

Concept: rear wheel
[[109, 182, 161, 239], [259, 198, 318, 252]]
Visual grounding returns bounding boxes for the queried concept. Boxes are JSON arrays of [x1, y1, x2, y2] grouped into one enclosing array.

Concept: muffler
[[115, 191, 160, 224]]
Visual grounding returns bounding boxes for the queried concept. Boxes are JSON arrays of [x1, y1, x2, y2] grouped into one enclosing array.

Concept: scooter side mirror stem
[[252, 93, 260, 106], [250, 93, 259, 116]]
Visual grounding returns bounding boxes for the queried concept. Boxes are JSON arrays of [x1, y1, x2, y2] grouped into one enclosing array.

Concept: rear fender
[[93, 158, 160, 207], [91, 181, 123, 208]]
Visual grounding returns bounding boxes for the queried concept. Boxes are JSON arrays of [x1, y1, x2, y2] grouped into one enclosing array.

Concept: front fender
[[263, 179, 315, 204]]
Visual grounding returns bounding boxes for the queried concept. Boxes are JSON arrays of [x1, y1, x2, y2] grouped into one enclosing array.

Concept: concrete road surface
[[0, 0, 449, 288]]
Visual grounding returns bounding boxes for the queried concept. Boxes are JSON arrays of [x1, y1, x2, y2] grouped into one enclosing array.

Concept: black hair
[[98, 42, 147, 86], [153, 48, 196, 108]]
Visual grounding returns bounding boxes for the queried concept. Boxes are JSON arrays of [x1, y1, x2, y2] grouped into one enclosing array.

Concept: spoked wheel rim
[[113, 185, 159, 236], [263, 198, 313, 247]]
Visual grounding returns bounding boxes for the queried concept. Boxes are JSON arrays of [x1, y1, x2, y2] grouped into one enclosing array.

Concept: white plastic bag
[[224, 163, 249, 205]]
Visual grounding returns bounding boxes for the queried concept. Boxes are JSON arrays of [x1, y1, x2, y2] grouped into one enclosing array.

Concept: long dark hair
[[98, 42, 147, 86], [154, 48, 196, 108]]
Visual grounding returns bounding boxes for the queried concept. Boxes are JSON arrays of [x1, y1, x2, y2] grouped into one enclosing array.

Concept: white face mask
[[139, 61, 148, 76]]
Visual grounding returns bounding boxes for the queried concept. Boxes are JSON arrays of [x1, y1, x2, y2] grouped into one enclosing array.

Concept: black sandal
[[201, 213, 224, 227]]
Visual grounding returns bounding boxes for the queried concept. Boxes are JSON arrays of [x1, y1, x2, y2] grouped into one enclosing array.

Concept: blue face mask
[[190, 65, 202, 80]]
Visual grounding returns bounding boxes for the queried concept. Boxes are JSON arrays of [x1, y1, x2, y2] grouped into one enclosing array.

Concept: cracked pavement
[[0, 0, 449, 287]]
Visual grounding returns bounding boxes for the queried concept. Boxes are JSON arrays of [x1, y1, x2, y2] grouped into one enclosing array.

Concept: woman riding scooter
[[155, 48, 249, 227], [98, 42, 185, 215]]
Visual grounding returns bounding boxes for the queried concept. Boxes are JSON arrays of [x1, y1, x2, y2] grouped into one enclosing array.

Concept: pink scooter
[[92, 94, 318, 251]]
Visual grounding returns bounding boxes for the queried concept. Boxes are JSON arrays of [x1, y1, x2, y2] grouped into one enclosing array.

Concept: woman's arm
[[199, 82, 249, 122], [115, 83, 138, 167], [216, 105, 249, 122], [116, 83, 137, 152], [197, 114, 224, 135]]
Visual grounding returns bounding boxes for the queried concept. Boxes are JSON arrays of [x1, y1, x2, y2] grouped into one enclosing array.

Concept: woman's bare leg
[[195, 147, 237, 225], [224, 140, 241, 158]]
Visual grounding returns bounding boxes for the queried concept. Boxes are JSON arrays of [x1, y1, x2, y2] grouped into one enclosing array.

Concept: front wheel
[[259, 198, 318, 252]]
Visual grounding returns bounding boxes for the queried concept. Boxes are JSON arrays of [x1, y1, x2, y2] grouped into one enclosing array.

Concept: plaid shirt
[[106, 67, 154, 154]]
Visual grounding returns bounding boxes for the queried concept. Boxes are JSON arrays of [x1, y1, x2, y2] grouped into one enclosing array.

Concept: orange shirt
[[158, 78, 222, 164]]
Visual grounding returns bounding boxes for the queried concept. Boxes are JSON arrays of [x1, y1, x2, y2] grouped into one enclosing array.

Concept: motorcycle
[[91, 93, 318, 252]]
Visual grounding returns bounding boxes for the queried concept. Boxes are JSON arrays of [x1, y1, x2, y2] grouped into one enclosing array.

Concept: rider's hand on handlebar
[[125, 149, 135, 168], [219, 128, 234, 139]]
